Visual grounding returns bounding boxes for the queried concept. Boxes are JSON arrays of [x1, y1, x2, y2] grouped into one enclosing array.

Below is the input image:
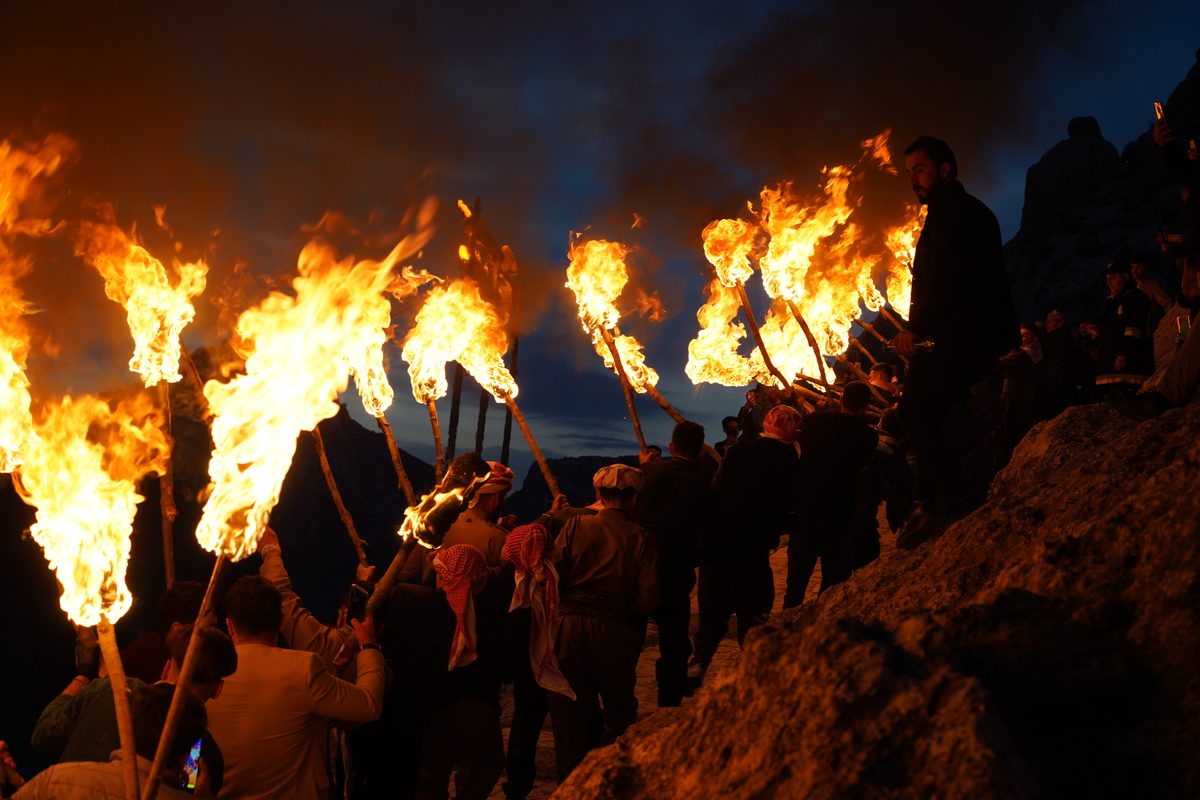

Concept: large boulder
[[555, 401, 1200, 797]]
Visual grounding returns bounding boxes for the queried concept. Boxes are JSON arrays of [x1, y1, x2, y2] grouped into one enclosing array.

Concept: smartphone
[[1154, 101, 1165, 120], [180, 736, 203, 792], [346, 583, 371, 622]]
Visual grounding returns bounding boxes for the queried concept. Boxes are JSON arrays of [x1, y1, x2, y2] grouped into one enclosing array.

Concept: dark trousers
[[503, 663, 548, 799], [783, 520, 854, 609], [692, 553, 774, 669], [651, 564, 695, 706], [416, 698, 504, 800], [548, 615, 641, 782]]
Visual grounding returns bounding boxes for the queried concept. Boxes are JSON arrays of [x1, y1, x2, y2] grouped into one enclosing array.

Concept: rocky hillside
[[1007, 52, 1200, 324], [554, 400, 1200, 798]]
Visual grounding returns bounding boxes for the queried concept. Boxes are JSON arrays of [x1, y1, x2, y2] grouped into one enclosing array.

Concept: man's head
[[1045, 309, 1065, 332], [841, 381, 872, 416], [468, 461, 513, 519], [904, 137, 957, 204], [638, 445, 662, 465], [156, 581, 206, 635], [668, 421, 706, 460], [1104, 260, 1132, 297], [1019, 323, 1043, 350], [1130, 258, 1149, 282], [224, 576, 282, 643], [761, 404, 804, 442], [166, 624, 238, 703], [593, 464, 644, 512], [868, 362, 896, 389], [721, 416, 739, 438], [133, 683, 207, 770]]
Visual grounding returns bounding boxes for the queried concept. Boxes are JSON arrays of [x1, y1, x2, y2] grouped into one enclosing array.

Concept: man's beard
[[911, 184, 930, 204]]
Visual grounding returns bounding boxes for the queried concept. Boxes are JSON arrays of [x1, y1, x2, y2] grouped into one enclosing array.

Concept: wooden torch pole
[[141, 555, 225, 800], [832, 353, 890, 405], [849, 336, 880, 366], [596, 328, 648, 453], [733, 282, 792, 391], [375, 415, 417, 506], [426, 399, 445, 481], [644, 384, 687, 424], [311, 425, 369, 566], [157, 382, 177, 590], [786, 299, 830, 389], [97, 618, 139, 800], [880, 306, 908, 332], [503, 396, 561, 498]]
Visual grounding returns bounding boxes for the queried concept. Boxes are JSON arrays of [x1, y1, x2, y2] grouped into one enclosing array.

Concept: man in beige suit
[[206, 575, 385, 800]]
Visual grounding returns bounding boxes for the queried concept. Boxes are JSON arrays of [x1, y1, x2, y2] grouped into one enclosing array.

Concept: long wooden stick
[[733, 283, 791, 390], [859, 317, 907, 365], [97, 618, 139, 800], [645, 384, 686, 424], [786, 299, 830, 388], [311, 425, 368, 566], [426, 400, 445, 480], [157, 382, 177, 590], [503, 396, 561, 497], [596, 328, 648, 453], [880, 306, 908, 332], [849, 335, 880, 366], [376, 415, 416, 505], [141, 555, 225, 800], [833, 353, 890, 405]]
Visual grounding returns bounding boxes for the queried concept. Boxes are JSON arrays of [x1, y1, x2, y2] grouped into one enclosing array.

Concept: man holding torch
[[892, 137, 1017, 547]]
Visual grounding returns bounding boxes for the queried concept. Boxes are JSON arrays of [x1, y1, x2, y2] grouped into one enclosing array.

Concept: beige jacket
[[13, 753, 190, 799], [205, 643, 384, 800]]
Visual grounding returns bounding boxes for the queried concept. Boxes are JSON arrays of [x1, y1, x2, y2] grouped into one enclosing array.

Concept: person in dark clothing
[[1096, 260, 1155, 395], [783, 383, 879, 607], [635, 421, 717, 707], [692, 404, 801, 678], [892, 136, 1017, 548], [1041, 310, 1089, 413], [714, 416, 740, 458]]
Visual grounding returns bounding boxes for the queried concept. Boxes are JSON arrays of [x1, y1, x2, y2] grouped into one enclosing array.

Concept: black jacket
[[710, 436, 799, 557], [636, 456, 717, 569]]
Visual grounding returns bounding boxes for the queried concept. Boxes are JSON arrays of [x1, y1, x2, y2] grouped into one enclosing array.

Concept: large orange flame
[[75, 213, 208, 387], [196, 206, 434, 561], [350, 265, 436, 417], [13, 393, 168, 625], [884, 202, 925, 319], [0, 134, 73, 471], [684, 277, 763, 387], [565, 238, 660, 392], [401, 277, 517, 404]]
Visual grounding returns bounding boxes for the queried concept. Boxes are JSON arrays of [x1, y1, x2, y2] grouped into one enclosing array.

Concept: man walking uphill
[[892, 136, 1016, 547]]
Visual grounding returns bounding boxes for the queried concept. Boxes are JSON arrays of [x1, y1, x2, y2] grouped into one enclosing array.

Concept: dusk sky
[[1, 1, 1197, 483]]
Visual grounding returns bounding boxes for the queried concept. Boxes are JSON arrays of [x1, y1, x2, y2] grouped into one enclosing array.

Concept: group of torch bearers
[[2, 127, 952, 800]]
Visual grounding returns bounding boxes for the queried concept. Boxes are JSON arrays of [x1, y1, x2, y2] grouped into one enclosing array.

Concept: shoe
[[1107, 391, 1169, 421]]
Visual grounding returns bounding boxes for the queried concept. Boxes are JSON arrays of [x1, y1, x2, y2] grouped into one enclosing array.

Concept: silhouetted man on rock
[[892, 136, 1017, 548]]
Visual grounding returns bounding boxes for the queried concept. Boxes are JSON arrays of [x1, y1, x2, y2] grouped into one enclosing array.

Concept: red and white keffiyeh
[[502, 524, 575, 699], [433, 544, 488, 670]]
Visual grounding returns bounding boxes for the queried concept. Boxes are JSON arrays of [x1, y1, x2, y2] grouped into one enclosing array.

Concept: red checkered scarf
[[502, 524, 575, 699], [433, 544, 488, 670]]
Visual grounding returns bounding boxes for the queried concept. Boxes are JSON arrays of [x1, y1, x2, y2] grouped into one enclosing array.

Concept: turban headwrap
[[433, 544, 488, 669], [762, 404, 804, 443], [592, 464, 645, 492], [502, 524, 575, 699], [469, 461, 514, 507]]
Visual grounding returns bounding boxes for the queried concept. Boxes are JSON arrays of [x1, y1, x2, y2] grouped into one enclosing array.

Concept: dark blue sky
[[1, 1, 1197, 482]]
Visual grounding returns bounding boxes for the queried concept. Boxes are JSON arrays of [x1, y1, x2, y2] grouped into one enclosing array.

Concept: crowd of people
[[3, 125, 1198, 800]]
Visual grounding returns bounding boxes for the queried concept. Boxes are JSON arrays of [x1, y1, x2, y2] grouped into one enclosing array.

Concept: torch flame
[[884, 203, 925, 319], [196, 206, 434, 561], [401, 277, 518, 404], [13, 393, 168, 625], [75, 212, 208, 387], [0, 134, 74, 471], [565, 238, 659, 392], [684, 278, 762, 387]]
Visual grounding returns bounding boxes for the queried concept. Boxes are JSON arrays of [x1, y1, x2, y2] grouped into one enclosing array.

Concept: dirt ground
[[487, 517, 896, 799]]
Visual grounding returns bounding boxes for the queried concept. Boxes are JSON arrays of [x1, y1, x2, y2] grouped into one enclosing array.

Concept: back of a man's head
[[224, 576, 283, 638], [869, 363, 896, 382], [169, 624, 238, 687], [671, 421, 706, 459], [134, 683, 207, 766], [904, 136, 958, 180], [156, 581, 206, 635], [842, 381, 872, 415]]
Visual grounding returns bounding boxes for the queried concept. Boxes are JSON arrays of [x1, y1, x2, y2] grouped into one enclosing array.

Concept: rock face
[[554, 401, 1200, 798], [1007, 54, 1200, 324]]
